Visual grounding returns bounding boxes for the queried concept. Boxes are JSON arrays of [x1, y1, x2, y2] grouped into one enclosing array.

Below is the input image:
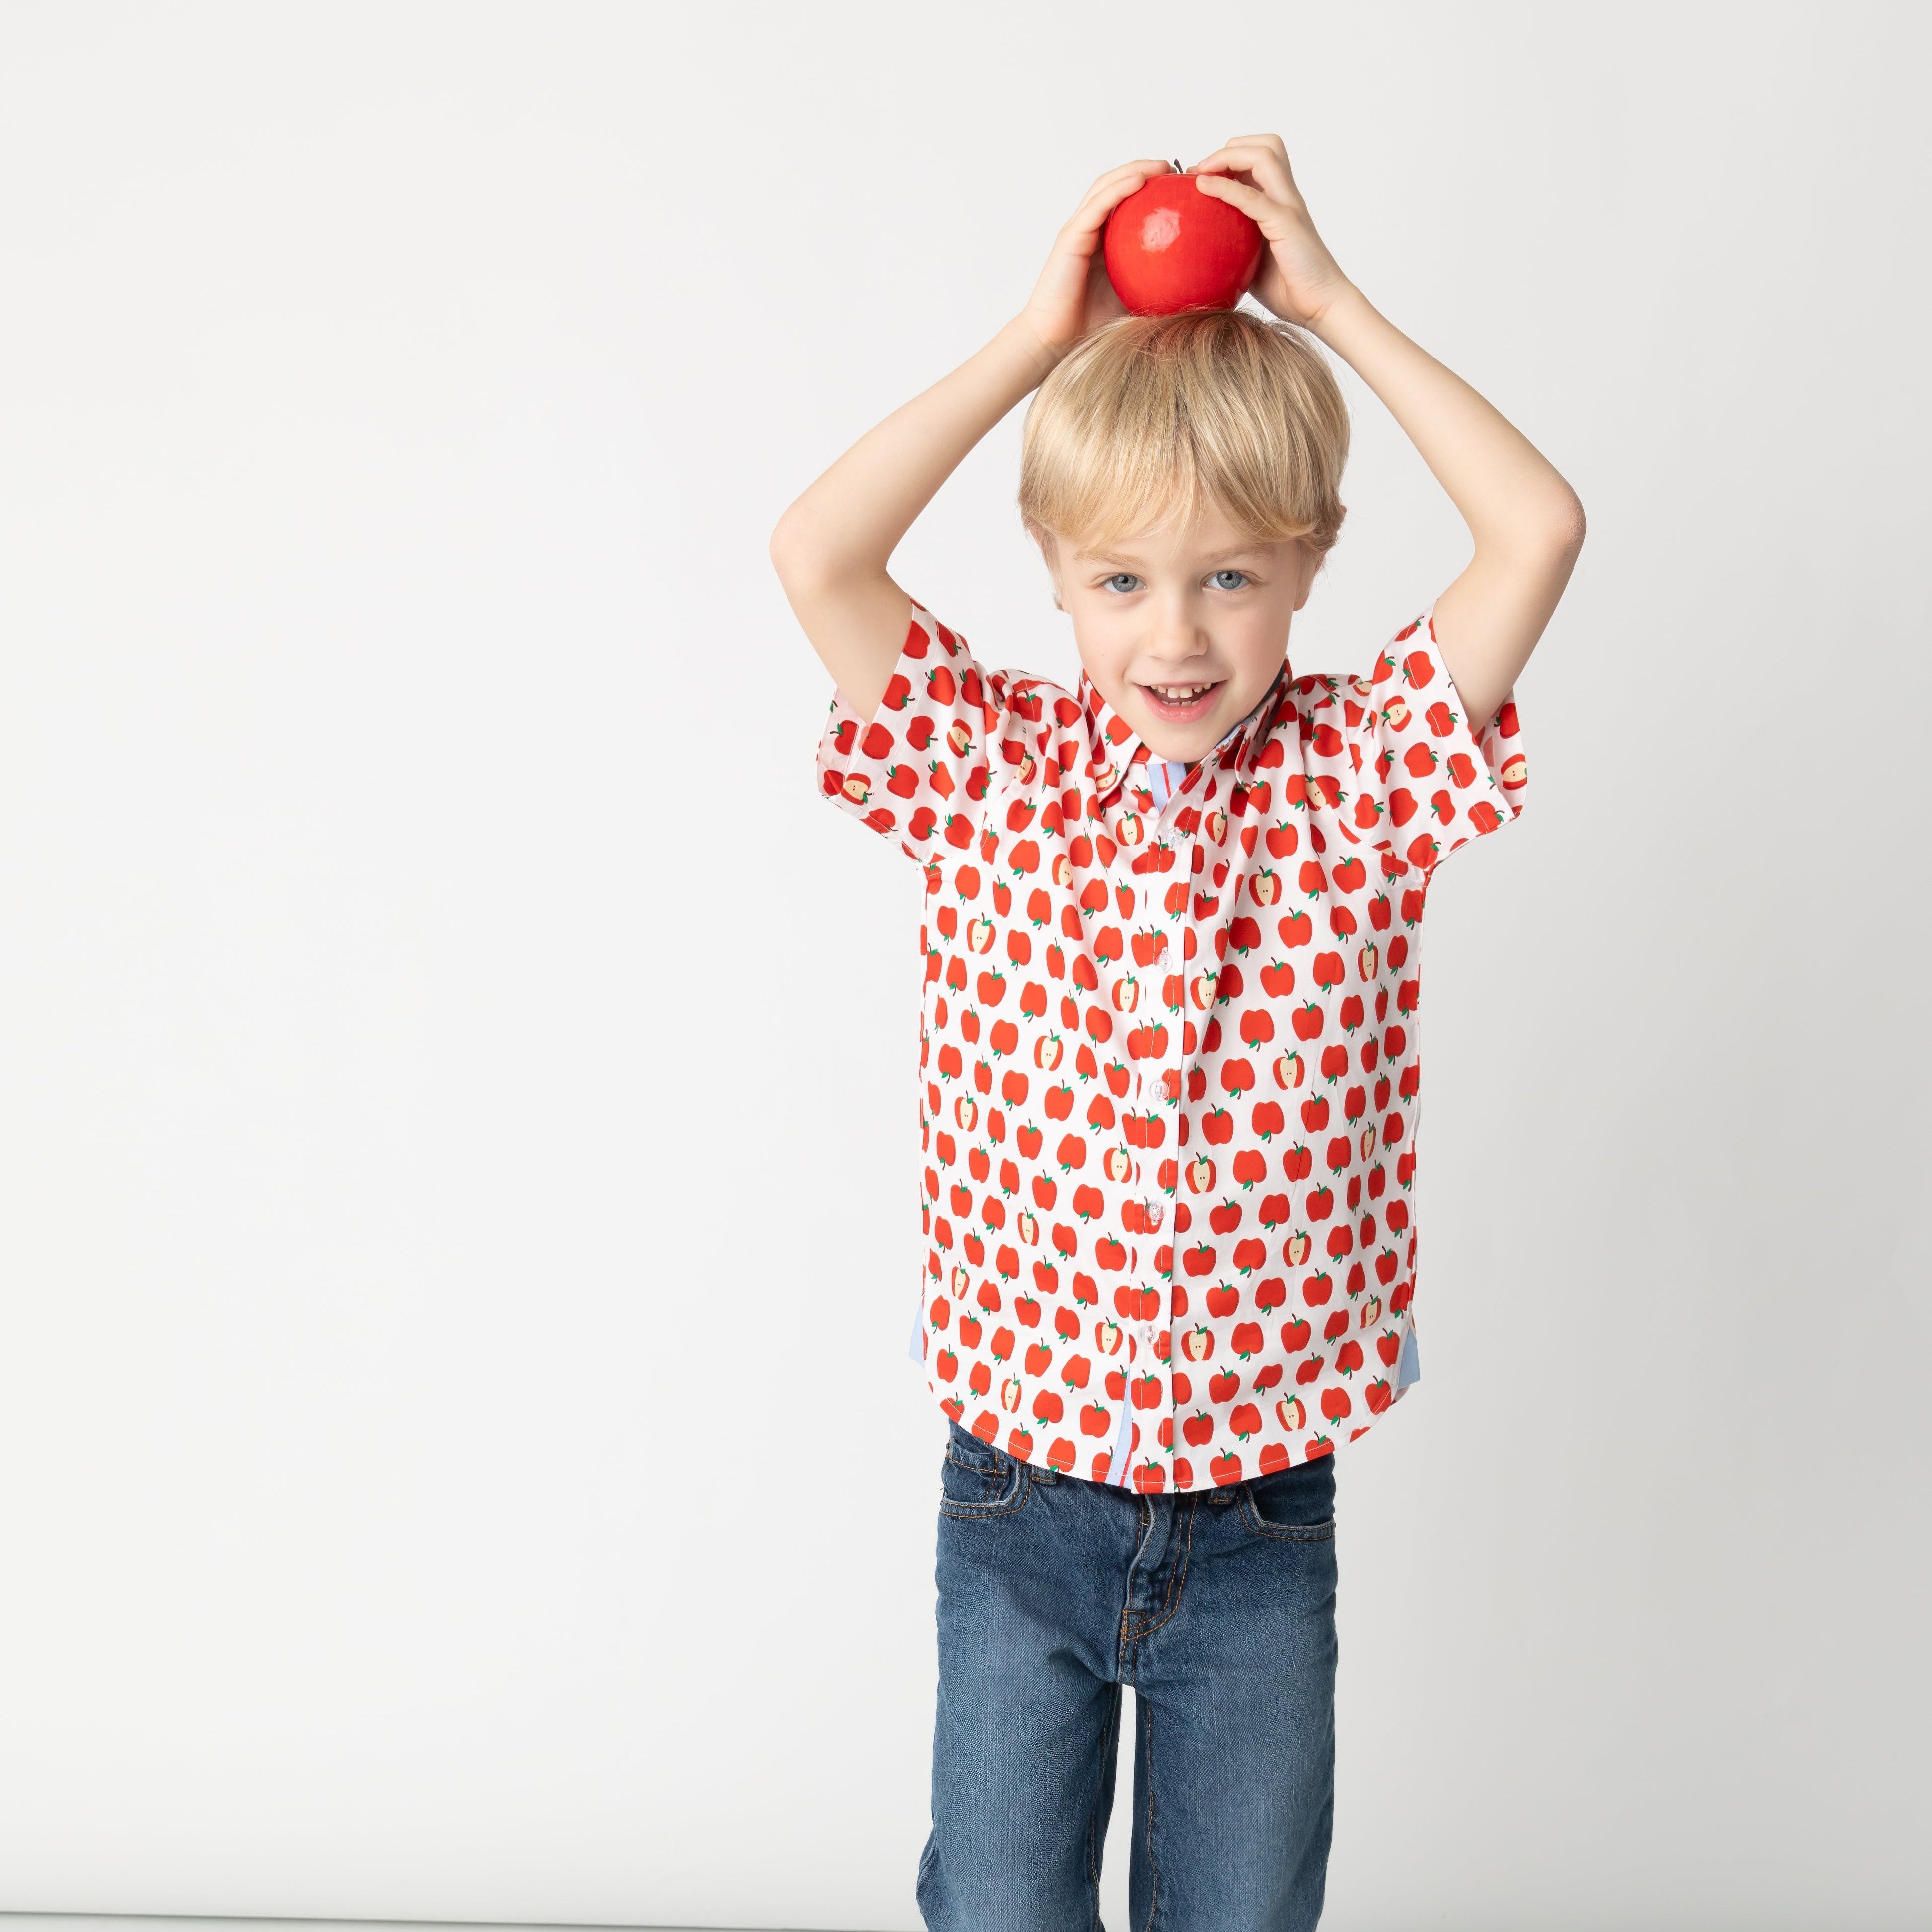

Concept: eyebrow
[[1072, 545, 1275, 568]]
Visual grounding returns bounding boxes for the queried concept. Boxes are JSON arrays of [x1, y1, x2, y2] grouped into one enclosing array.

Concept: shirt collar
[[1076, 661, 1294, 807]]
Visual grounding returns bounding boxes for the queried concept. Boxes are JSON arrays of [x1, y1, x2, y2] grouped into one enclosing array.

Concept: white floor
[[0, 1692, 1140, 1932], [0, 1921, 795, 1932]]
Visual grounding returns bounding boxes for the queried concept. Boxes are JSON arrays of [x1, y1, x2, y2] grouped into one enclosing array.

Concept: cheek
[[1227, 610, 1292, 685], [1070, 616, 1136, 694]]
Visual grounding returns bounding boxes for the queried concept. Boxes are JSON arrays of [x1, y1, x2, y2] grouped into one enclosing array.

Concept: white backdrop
[[1, 3, 1927, 1929]]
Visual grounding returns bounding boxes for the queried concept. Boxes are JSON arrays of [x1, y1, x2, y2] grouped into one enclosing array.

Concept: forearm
[[771, 316, 1058, 587], [1309, 285, 1584, 555]]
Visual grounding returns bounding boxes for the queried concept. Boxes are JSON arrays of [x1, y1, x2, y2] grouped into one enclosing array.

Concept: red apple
[[1103, 174, 1265, 318]]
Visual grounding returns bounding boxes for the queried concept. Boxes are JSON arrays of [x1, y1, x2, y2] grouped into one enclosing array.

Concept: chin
[[1141, 723, 1220, 763], [1131, 685, 1233, 759]]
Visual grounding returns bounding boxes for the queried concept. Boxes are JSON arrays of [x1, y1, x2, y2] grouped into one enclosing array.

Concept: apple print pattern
[[817, 598, 1527, 1491]]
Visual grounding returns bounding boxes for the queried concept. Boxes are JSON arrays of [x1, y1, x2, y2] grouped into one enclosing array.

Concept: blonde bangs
[[1018, 308, 1350, 561]]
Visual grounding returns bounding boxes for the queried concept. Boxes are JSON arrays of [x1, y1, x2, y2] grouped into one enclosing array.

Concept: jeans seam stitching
[[1086, 1683, 1119, 1927], [939, 1450, 1032, 1517], [1141, 1693, 1162, 1932], [1122, 1499, 1195, 1641], [1238, 1495, 1336, 1541]]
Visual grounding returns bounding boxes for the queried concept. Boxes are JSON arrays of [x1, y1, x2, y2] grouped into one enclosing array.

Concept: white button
[[1144, 1200, 1164, 1227]]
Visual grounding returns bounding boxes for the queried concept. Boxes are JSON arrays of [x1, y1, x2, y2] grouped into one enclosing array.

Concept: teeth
[[1148, 683, 1216, 702]]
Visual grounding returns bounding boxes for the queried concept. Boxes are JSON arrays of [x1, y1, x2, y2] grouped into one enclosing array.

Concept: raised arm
[[769, 159, 1180, 721], [1193, 134, 1586, 730]]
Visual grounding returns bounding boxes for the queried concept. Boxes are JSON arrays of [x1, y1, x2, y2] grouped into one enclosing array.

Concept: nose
[[1144, 605, 1211, 670], [1142, 584, 1211, 655]]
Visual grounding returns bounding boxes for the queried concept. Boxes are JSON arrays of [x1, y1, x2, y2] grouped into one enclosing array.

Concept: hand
[[1015, 158, 1177, 370], [1188, 134, 1354, 331]]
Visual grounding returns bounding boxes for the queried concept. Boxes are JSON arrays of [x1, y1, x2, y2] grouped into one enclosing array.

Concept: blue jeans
[[917, 1418, 1339, 1932]]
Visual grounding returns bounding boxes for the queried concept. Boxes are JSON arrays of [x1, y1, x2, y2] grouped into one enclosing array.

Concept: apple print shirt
[[899, 727, 1424, 1482], [818, 597, 1527, 1491]]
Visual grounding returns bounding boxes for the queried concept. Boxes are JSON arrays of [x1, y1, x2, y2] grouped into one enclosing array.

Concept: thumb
[[1086, 249, 1127, 323]]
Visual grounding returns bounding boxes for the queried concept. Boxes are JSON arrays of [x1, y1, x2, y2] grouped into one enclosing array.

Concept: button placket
[[1170, 755, 1242, 1474], [1098, 724, 1261, 1484], [1148, 767, 1205, 1460]]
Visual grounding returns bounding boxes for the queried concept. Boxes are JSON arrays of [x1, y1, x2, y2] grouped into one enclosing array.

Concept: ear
[[1032, 527, 1067, 612], [1291, 541, 1321, 613]]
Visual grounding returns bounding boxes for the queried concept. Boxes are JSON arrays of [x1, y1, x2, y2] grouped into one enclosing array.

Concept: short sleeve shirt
[[816, 597, 1528, 1491]]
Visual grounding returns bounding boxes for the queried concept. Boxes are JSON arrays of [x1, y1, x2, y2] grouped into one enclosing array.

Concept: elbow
[[1503, 491, 1586, 578], [1480, 490, 1586, 574], [1548, 489, 1587, 562], [769, 506, 840, 597], [768, 511, 807, 585], [1562, 496, 1587, 556]]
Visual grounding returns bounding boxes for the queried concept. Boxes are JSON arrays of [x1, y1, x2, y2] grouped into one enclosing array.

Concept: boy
[[771, 134, 1583, 1932]]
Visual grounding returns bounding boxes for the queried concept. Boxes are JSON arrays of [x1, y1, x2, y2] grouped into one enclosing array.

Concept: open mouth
[[1136, 680, 1224, 723]]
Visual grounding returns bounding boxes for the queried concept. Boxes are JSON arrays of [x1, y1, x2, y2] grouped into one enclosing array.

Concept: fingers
[[1199, 133, 1290, 170], [1065, 158, 1176, 235], [1193, 135, 1296, 189], [1193, 142, 1285, 178], [1192, 172, 1268, 214], [1080, 158, 1176, 202], [1194, 156, 1286, 201]]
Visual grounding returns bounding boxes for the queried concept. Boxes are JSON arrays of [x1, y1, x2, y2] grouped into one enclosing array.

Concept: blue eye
[[1104, 574, 1141, 594], [1211, 570, 1249, 591]]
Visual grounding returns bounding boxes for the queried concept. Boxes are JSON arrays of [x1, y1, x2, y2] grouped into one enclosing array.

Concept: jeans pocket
[[939, 1433, 1031, 1518], [1240, 1459, 1338, 1542]]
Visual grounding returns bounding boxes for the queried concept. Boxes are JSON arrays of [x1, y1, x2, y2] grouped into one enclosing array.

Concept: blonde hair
[[1018, 308, 1349, 565]]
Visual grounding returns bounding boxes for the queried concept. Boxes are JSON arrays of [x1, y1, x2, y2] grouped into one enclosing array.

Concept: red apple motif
[[1103, 173, 1265, 318]]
